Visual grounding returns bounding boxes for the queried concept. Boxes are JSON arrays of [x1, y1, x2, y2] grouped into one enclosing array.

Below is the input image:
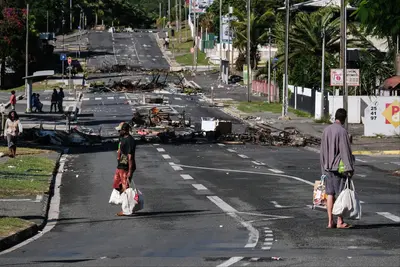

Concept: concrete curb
[[0, 150, 64, 252], [0, 224, 38, 251], [352, 150, 400, 156], [153, 33, 183, 72]]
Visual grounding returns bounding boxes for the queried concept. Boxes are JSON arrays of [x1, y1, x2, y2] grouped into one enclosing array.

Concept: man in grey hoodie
[[320, 108, 355, 229]]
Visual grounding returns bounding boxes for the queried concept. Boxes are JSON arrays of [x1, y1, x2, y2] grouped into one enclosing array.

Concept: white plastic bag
[[133, 189, 144, 212], [109, 189, 122, 205], [333, 178, 361, 220], [121, 188, 137, 215]]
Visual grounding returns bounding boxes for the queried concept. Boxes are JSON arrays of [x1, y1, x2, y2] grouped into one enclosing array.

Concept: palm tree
[[231, 8, 274, 70]]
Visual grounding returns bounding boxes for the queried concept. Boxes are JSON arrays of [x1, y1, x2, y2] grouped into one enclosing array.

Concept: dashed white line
[[265, 233, 273, 237], [162, 154, 171, 159], [251, 161, 265, 166], [217, 143, 225, 147], [376, 212, 400, 222], [180, 174, 194, 180], [174, 97, 182, 100], [107, 97, 114, 100], [227, 149, 236, 153], [356, 174, 367, 178], [119, 96, 126, 99], [264, 238, 274, 242], [268, 169, 284, 174], [356, 158, 368, 163], [238, 154, 249, 159], [192, 184, 208, 190], [153, 144, 160, 146], [156, 148, 165, 152], [82, 97, 89, 101], [171, 165, 183, 171], [95, 97, 102, 100], [264, 230, 273, 233], [217, 257, 244, 267]]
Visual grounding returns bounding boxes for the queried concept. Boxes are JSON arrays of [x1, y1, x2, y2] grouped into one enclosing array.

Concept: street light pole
[[246, 0, 251, 102], [340, 0, 348, 129], [219, 0, 222, 79], [320, 26, 325, 120], [25, 3, 29, 110], [282, 0, 289, 117], [168, 0, 171, 26], [70, 0, 72, 31], [267, 27, 271, 103]]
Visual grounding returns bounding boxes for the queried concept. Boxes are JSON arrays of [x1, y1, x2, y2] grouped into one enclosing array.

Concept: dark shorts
[[325, 171, 345, 196], [7, 134, 17, 148]]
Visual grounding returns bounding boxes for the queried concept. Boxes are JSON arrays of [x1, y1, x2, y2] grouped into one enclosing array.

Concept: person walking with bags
[[4, 110, 23, 158], [320, 108, 355, 229], [113, 122, 136, 216]]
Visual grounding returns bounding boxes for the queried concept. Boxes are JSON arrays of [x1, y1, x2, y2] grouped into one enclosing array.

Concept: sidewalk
[[0, 148, 61, 251], [187, 74, 400, 155]]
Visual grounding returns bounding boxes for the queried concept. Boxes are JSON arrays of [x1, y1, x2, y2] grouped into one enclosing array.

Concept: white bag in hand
[[133, 189, 144, 212], [109, 189, 122, 205], [121, 188, 138, 215], [333, 178, 362, 220]]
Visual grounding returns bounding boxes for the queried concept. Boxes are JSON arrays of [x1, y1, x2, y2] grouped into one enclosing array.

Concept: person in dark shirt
[[113, 122, 136, 216]]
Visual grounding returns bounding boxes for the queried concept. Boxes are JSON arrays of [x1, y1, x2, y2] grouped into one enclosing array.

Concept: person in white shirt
[[4, 110, 23, 158]]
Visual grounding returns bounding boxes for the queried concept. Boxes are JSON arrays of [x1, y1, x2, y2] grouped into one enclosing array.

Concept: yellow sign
[[382, 100, 400, 128]]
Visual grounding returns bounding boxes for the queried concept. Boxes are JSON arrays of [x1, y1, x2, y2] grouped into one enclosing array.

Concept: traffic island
[[0, 148, 61, 252]]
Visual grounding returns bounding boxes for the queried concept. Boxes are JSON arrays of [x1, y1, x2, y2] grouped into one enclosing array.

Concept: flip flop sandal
[[337, 224, 352, 229]]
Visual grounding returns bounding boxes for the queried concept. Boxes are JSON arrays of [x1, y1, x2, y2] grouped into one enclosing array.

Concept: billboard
[[189, 0, 214, 14]]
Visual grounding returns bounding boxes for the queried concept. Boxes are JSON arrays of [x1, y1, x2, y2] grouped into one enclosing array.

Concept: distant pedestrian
[[320, 108, 355, 229], [113, 122, 136, 216], [34, 94, 43, 112], [4, 110, 22, 158], [58, 88, 64, 113], [10, 90, 17, 110], [50, 89, 58, 113]]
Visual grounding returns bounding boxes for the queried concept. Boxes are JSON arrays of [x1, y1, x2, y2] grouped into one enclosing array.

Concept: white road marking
[[270, 201, 291, 208], [250, 258, 259, 261], [356, 158, 368, 163], [169, 162, 176, 165], [119, 96, 125, 99], [251, 161, 266, 166], [207, 196, 259, 248], [174, 97, 182, 100], [156, 148, 165, 152], [107, 97, 114, 100], [176, 164, 314, 186], [265, 234, 273, 237], [0, 150, 69, 255], [227, 149, 236, 153], [264, 238, 274, 242], [217, 143, 225, 147], [268, 169, 284, 174], [238, 154, 249, 159], [241, 263, 250, 266], [356, 174, 367, 178], [180, 174, 194, 180], [376, 212, 400, 222], [82, 97, 90, 101], [391, 162, 400, 166], [153, 144, 160, 146], [217, 257, 244, 267], [264, 230, 273, 233], [192, 184, 208, 190], [171, 165, 183, 171], [95, 97, 102, 100], [0, 198, 32, 202], [162, 154, 171, 159]]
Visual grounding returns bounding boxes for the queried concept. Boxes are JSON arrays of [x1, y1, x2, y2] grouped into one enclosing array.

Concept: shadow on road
[[351, 223, 400, 229]]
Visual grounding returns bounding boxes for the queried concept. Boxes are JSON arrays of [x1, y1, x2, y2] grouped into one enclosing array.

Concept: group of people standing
[[51, 88, 65, 113]]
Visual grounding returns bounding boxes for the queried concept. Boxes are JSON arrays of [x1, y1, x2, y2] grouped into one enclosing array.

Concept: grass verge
[[0, 147, 52, 156], [236, 101, 311, 118], [0, 155, 56, 197], [175, 49, 210, 66], [0, 217, 34, 238]]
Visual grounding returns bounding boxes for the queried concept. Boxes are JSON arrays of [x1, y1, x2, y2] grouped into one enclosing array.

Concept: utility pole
[[282, 0, 289, 117], [70, 0, 72, 31], [46, 10, 49, 32], [185, 3, 188, 41], [396, 35, 400, 75], [246, 0, 251, 102], [320, 26, 326, 120], [219, 0, 222, 79], [227, 7, 232, 77], [193, 9, 197, 70], [25, 3, 29, 111], [340, 0, 348, 129], [175, 0, 179, 41], [159, 2, 162, 19], [179, 0, 182, 43], [62, 12, 65, 82], [168, 0, 171, 26], [267, 28, 271, 103]]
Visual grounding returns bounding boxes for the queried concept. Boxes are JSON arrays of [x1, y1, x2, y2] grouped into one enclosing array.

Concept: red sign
[[67, 57, 72, 65]]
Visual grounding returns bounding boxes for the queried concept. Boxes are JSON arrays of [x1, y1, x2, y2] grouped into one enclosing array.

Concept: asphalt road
[[87, 31, 169, 71], [1, 29, 399, 267]]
